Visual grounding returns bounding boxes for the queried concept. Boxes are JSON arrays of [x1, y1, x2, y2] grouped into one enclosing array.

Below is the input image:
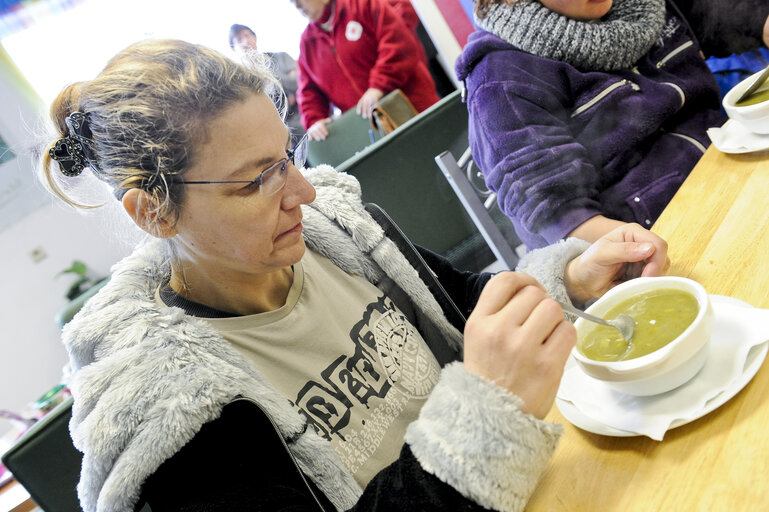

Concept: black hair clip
[[49, 112, 98, 177]]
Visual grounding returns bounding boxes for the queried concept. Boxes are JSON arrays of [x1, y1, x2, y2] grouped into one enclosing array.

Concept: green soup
[[578, 288, 699, 362], [735, 87, 769, 107]]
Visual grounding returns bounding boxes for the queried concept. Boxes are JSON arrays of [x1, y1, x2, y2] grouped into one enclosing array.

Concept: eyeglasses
[[177, 133, 308, 196]]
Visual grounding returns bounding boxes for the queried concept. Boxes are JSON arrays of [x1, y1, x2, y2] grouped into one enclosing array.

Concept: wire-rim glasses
[[177, 133, 308, 196]]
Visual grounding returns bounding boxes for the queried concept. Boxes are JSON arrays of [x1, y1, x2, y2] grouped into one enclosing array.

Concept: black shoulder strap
[[364, 203, 466, 363]]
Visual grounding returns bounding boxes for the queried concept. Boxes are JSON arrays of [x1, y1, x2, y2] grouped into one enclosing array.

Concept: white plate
[[707, 119, 769, 154], [556, 295, 769, 437]]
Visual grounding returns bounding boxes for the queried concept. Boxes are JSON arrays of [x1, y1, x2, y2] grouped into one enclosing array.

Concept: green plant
[[57, 260, 102, 301]]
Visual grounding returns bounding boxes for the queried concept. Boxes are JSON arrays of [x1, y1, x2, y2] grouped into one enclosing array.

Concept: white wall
[[2, 0, 308, 106], [0, 201, 134, 416], [412, 0, 464, 89]]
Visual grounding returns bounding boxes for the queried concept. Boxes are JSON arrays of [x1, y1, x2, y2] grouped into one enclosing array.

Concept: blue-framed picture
[[0, 131, 49, 233], [0, 133, 14, 165]]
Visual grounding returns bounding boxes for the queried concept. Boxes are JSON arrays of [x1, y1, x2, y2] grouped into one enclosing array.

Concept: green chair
[[54, 278, 109, 329], [2, 397, 82, 512], [305, 108, 380, 168], [2, 397, 153, 512], [336, 90, 495, 271], [435, 148, 523, 270]]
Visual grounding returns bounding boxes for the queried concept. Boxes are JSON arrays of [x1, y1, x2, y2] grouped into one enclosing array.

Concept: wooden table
[[0, 480, 36, 512], [528, 147, 769, 511]]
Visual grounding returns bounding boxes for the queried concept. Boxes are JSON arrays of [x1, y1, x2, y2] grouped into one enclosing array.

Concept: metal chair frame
[[435, 148, 521, 269]]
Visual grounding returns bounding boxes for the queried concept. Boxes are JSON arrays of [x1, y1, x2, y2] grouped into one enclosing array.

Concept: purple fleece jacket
[[455, 11, 725, 249]]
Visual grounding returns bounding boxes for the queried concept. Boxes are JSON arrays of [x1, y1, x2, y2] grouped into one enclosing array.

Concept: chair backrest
[[1, 397, 82, 512], [54, 278, 109, 329], [2, 397, 152, 512], [435, 149, 523, 270], [336, 90, 494, 271], [305, 108, 379, 168]]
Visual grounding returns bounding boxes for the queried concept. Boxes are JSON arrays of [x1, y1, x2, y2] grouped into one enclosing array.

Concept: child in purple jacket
[[456, 0, 767, 249]]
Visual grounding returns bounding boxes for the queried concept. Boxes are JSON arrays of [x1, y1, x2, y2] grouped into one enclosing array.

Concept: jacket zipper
[[663, 81, 686, 108], [571, 79, 640, 117], [237, 397, 327, 511], [669, 132, 707, 153], [656, 40, 694, 68], [326, 32, 364, 99]]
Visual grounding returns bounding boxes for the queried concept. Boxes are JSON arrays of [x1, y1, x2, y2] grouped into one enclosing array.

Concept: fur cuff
[[516, 237, 590, 306], [405, 363, 562, 512]]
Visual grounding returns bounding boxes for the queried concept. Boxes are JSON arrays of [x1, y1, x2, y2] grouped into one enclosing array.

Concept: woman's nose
[[282, 164, 316, 209]]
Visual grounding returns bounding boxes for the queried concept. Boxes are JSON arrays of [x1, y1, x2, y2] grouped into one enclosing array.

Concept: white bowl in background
[[572, 276, 713, 396], [723, 70, 769, 134]]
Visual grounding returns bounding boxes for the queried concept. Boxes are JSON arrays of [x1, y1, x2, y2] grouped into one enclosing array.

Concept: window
[[1, 0, 308, 104]]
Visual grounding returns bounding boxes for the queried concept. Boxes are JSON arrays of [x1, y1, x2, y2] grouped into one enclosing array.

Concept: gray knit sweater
[[475, 0, 666, 71]]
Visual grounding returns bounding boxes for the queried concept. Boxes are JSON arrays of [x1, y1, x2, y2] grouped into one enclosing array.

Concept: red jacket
[[388, 0, 420, 32], [297, 0, 439, 129], [388, 0, 429, 65]]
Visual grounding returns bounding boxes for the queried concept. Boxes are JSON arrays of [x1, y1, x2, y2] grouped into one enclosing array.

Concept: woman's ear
[[122, 188, 177, 239]]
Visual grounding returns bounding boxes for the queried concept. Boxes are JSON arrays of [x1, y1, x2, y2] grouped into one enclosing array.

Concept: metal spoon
[[558, 300, 635, 342], [736, 66, 769, 104]]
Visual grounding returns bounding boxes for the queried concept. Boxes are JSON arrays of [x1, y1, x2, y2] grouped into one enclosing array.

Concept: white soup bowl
[[572, 276, 713, 396], [723, 69, 769, 134]]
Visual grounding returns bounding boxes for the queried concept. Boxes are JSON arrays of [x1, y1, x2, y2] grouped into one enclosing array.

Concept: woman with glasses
[[41, 39, 668, 512]]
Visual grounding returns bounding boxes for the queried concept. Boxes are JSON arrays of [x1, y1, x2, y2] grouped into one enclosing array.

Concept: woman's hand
[[565, 223, 670, 304], [307, 117, 332, 141], [356, 88, 384, 119], [463, 272, 576, 419], [763, 14, 769, 47], [567, 214, 627, 243]]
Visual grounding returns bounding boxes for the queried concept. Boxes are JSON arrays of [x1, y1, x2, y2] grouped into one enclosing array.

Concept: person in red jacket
[[292, 0, 440, 140]]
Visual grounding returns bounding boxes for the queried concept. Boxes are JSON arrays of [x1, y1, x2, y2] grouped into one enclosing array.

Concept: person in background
[[291, 0, 440, 141], [229, 23, 305, 139], [672, 0, 769, 58], [40, 39, 669, 511], [456, 0, 737, 251], [670, 0, 769, 99]]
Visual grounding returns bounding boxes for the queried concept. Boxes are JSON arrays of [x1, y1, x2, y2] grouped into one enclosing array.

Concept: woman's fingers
[[307, 118, 331, 141], [566, 222, 671, 302], [542, 315, 577, 360], [472, 272, 544, 318], [517, 295, 567, 345], [500, 284, 557, 331], [464, 271, 576, 418]]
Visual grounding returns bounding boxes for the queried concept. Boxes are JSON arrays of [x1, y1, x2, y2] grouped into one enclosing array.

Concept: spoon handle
[[557, 300, 613, 328], [736, 65, 769, 103]]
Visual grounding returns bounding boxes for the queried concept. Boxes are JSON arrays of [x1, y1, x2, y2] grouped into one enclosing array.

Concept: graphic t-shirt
[[195, 250, 441, 487]]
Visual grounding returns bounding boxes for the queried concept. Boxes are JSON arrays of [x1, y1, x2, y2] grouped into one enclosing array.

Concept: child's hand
[[565, 223, 670, 304], [307, 118, 332, 141], [356, 88, 384, 119], [463, 272, 576, 419]]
